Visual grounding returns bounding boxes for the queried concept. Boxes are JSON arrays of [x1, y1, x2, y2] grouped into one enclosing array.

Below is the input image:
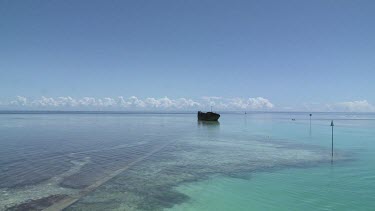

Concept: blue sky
[[1, 0, 374, 111]]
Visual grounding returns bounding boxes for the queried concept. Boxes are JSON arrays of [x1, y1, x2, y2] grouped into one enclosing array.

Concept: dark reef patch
[[65, 138, 350, 211], [5, 195, 68, 211]]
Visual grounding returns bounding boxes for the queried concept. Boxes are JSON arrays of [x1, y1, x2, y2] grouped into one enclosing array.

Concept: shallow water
[[0, 112, 373, 210]]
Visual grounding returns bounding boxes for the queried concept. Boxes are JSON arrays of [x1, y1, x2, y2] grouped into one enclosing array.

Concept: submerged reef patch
[[65, 137, 349, 211], [5, 195, 68, 211]]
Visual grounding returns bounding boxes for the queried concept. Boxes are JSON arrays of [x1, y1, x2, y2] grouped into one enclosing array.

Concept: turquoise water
[[169, 114, 375, 211], [0, 112, 374, 210]]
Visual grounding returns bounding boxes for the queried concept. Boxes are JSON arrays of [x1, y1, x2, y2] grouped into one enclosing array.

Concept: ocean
[[0, 112, 374, 210]]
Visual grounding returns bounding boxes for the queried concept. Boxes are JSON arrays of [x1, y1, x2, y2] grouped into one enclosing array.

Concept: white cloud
[[201, 96, 223, 107], [127, 96, 146, 108], [79, 97, 97, 106], [5, 96, 375, 112], [102, 97, 117, 107], [10, 96, 28, 106], [328, 100, 375, 112], [32, 96, 78, 107], [3, 96, 274, 111], [200, 96, 274, 110], [176, 98, 201, 108], [229, 97, 274, 110], [144, 97, 200, 109]]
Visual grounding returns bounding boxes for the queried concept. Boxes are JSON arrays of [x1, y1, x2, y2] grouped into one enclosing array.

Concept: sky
[[0, 0, 374, 111]]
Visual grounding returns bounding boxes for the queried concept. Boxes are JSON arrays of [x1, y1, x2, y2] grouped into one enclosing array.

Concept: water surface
[[0, 112, 373, 210]]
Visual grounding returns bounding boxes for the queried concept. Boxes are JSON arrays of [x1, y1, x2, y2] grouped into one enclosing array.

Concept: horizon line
[[1, 110, 375, 114]]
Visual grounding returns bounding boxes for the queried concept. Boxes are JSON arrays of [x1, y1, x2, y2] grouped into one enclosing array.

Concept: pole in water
[[330, 120, 334, 158], [309, 114, 312, 135]]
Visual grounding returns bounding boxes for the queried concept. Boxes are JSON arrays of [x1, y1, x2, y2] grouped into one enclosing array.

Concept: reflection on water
[[0, 113, 356, 210], [197, 120, 220, 128], [197, 120, 220, 125]]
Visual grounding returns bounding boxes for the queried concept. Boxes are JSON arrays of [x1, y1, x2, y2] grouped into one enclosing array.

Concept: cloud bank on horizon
[[1, 96, 274, 111], [327, 100, 375, 112], [1, 96, 374, 112]]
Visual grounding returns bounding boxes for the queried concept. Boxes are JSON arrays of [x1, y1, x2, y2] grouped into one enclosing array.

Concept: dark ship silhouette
[[197, 111, 220, 121]]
